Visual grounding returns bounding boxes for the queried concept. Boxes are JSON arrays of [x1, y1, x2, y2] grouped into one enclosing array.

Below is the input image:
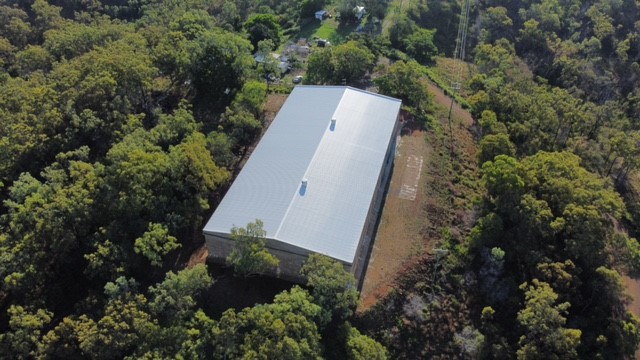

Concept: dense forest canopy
[[1, 0, 640, 358]]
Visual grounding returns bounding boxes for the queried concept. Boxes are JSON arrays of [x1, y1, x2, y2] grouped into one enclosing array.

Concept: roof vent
[[330, 118, 337, 131], [300, 178, 308, 196]]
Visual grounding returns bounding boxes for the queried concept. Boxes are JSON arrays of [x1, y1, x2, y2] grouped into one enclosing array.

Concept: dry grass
[[263, 93, 288, 124], [187, 244, 208, 268], [358, 79, 479, 311], [359, 125, 431, 309], [355, 78, 481, 357]]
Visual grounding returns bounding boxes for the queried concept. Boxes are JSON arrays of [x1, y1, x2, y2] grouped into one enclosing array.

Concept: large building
[[203, 86, 401, 282]]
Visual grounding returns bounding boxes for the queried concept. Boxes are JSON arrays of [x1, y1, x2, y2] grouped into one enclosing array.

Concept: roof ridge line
[[273, 87, 348, 239]]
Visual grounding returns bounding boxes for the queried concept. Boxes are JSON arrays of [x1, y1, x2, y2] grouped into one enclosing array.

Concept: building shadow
[[201, 263, 296, 318]]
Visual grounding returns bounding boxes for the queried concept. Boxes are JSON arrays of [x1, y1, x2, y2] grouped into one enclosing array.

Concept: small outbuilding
[[354, 6, 366, 20], [315, 10, 328, 20], [203, 86, 402, 283]]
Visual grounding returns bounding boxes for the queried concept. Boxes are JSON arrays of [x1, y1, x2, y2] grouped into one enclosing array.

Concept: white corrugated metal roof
[[203, 86, 401, 263]]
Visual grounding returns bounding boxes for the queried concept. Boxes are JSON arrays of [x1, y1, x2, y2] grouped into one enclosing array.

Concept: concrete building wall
[[205, 233, 328, 283]]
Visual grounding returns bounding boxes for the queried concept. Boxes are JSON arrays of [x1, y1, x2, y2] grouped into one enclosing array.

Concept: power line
[[447, 0, 472, 156]]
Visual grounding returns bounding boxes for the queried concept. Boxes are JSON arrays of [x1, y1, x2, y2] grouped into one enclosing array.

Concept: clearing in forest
[[359, 78, 478, 311], [358, 120, 430, 309]]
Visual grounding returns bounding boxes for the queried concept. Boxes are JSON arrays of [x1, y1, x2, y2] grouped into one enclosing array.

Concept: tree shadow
[[201, 263, 295, 318], [329, 21, 357, 44], [296, 17, 323, 41]]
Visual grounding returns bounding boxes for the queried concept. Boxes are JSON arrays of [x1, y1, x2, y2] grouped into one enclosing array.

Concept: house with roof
[[203, 86, 402, 283]]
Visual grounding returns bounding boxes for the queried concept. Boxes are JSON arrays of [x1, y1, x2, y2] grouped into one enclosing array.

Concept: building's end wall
[[204, 233, 319, 283]]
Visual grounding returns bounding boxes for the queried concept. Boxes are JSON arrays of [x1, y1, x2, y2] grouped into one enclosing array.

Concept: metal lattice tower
[[452, 0, 472, 90], [447, 0, 473, 155]]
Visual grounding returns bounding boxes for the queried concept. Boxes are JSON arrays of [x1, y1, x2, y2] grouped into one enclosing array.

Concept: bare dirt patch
[[359, 126, 431, 309], [624, 276, 640, 315], [263, 93, 288, 125], [358, 80, 479, 312], [187, 244, 208, 268]]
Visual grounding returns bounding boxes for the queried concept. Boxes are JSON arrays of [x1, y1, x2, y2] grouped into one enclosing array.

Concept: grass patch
[[314, 21, 338, 39], [433, 58, 475, 84], [294, 17, 356, 45], [424, 57, 477, 109], [424, 67, 471, 109]]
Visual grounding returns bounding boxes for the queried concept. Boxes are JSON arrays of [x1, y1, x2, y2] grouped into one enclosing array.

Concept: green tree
[[345, 324, 388, 360], [147, 264, 212, 324], [223, 108, 262, 150], [167, 132, 231, 229], [306, 41, 374, 85], [305, 47, 334, 84], [480, 7, 513, 44], [226, 220, 279, 277], [374, 60, 433, 113], [1, 149, 102, 304], [474, 149, 635, 357], [479, 133, 516, 164], [481, 154, 524, 215], [134, 223, 181, 267], [104, 122, 228, 238], [215, 286, 323, 359], [331, 41, 375, 84], [43, 20, 132, 60], [0, 73, 65, 184], [38, 268, 214, 359], [12, 45, 53, 75], [0, 306, 53, 359], [244, 13, 281, 50], [474, 39, 516, 76], [31, 0, 65, 37], [189, 29, 253, 106], [69, 280, 157, 360], [516, 280, 581, 360], [206, 131, 236, 169], [387, 14, 415, 49], [300, 253, 358, 326], [169, 10, 214, 40], [478, 110, 507, 135], [0, 37, 16, 68], [150, 101, 201, 149], [0, 6, 31, 49], [152, 30, 191, 86], [234, 80, 268, 117], [256, 39, 280, 82], [49, 35, 157, 155], [481, 152, 625, 267], [404, 28, 438, 65], [218, 2, 240, 29]]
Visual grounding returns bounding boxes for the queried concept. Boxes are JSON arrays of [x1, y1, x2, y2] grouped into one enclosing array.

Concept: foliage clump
[[226, 219, 279, 277]]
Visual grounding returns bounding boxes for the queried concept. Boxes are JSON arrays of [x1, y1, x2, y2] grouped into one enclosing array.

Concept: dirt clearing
[[359, 125, 431, 309], [358, 80, 479, 311], [263, 93, 288, 124]]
